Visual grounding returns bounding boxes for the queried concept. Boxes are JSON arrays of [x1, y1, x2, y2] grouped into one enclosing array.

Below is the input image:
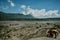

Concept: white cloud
[[0, 2, 9, 9], [2, 6, 9, 9], [45, 10, 58, 17], [21, 5, 26, 9], [8, 0, 15, 7], [21, 5, 60, 18], [0, 5, 9, 9]]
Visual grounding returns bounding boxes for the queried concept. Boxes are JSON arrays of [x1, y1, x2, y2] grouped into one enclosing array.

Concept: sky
[[0, 0, 60, 18]]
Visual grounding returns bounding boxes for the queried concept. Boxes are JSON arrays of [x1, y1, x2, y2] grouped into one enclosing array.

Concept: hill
[[0, 12, 33, 21], [0, 12, 60, 21]]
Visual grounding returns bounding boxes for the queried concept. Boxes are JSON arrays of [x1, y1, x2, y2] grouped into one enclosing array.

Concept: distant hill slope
[[0, 12, 34, 21], [0, 12, 60, 21]]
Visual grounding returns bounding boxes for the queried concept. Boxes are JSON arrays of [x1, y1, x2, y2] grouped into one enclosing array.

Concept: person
[[46, 28, 59, 38]]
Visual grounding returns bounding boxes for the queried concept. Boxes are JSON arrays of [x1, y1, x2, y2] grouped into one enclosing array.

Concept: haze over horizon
[[0, 0, 60, 18]]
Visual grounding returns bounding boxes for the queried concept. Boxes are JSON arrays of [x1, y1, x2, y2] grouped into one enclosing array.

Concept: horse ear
[[46, 29, 50, 34]]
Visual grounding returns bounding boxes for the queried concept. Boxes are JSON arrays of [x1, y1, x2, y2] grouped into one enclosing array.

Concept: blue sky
[[0, 0, 60, 13], [0, 0, 60, 18]]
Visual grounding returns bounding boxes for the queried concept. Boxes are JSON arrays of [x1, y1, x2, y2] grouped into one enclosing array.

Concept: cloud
[[45, 10, 59, 17], [0, 2, 9, 9], [2, 6, 9, 9], [21, 5, 26, 9], [8, 0, 15, 7], [0, 5, 9, 9], [20, 5, 60, 18]]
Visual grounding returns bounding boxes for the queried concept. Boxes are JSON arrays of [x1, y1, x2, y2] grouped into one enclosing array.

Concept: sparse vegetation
[[0, 21, 60, 40]]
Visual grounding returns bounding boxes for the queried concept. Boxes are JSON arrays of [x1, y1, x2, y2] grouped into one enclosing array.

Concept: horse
[[46, 28, 59, 38]]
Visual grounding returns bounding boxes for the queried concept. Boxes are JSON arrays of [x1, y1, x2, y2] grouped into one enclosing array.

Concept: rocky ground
[[0, 21, 60, 40]]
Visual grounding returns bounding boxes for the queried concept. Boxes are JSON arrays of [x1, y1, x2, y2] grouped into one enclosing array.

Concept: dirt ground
[[0, 21, 60, 40]]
